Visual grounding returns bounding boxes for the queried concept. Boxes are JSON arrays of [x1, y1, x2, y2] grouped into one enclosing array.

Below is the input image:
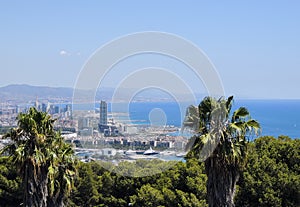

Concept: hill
[[0, 84, 74, 102]]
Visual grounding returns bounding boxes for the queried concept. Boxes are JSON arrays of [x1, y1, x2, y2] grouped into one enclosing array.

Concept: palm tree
[[47, 134, 76, 207], [1, 107, 76, 207], [183, 96, 260, 207]]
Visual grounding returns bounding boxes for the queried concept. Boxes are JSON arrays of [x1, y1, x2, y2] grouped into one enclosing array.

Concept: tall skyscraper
[[34, 97, 40, 110], [42, 103, 47, 112], [65, 104, 72, 118], [100, 101, 107, 125]]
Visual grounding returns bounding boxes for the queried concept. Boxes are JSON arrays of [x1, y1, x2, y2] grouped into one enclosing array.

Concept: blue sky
[[0, 1, 299, 99]]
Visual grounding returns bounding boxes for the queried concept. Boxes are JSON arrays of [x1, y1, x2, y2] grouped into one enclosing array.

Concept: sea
[[102, 100, 300, 139]]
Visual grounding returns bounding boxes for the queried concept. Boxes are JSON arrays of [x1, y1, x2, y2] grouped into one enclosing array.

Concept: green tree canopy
[[1, 107, 76, 207]]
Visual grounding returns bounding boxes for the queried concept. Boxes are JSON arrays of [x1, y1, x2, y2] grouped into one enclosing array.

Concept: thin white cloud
[[59, 50, 69, 56]]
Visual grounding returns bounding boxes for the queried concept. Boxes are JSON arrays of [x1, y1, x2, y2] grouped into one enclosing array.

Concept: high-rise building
[[42, 103, 47, 112], [34, 97, 40, 110], [65, 104, 72, 118], [99, 101, 107, 125], [54, 105, 60, 114], [65, 104, 72, 113], [46, 102, 51, 112]]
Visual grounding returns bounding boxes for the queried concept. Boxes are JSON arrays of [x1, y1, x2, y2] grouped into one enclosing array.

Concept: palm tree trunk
[[24, 162, 48, 207], [205, 156, 239, 207], [47, 170, 66, 207], [47, 191, 65, 207]]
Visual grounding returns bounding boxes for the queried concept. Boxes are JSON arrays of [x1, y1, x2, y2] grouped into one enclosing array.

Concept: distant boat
[[136, 150, 145, 155], [160, 151, 175, 156], [175, 152, 187, 157], [143, 147, 159, 155], [125, 149, 137, 155], [126, 149, 145, 155]]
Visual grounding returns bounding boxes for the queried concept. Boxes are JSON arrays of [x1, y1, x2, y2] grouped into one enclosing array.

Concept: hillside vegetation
[[0, 136, 299, 207]]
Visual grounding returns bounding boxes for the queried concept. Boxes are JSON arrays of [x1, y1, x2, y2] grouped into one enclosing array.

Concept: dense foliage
[[0, 108, 76, 207], [0, 157, 22, 207], [236, 136, 300, 207], [0, 136, 299, 207]]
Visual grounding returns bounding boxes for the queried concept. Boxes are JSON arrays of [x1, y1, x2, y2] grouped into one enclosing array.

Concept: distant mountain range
[[0, 84, 205, 103], [0, 84, 113, 103], [0, 84, 73, 99]]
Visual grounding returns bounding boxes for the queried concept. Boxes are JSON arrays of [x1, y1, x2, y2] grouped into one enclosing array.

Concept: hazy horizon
[[1, 83, 300, 100]]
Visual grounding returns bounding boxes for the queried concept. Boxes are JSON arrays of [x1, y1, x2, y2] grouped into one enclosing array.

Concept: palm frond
[[185, 96, 260, 167], [232, 107, 250, 122]]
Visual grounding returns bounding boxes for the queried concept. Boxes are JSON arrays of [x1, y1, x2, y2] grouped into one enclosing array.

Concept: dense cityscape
[[0, 98, 189, 163]]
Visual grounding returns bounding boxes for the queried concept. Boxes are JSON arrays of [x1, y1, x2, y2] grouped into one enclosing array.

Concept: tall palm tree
[[183, 96, 260, 207], [47, 134, 76, 207], [1, 107, 76, 207]]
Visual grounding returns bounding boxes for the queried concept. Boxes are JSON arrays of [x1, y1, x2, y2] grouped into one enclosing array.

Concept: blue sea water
[[106, 100, 300, 139], [233, 100, 300, 139]]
